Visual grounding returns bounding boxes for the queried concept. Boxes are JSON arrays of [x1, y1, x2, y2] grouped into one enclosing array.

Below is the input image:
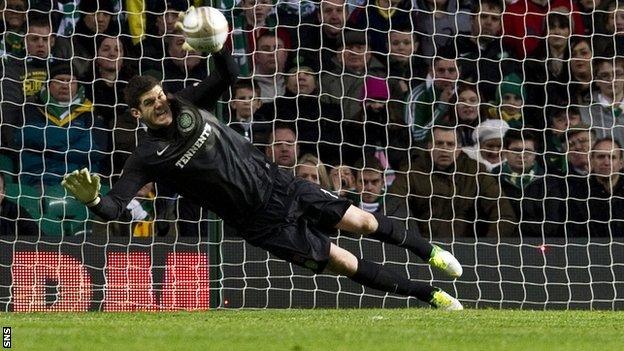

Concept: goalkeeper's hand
[[61, 168, 101, 207]]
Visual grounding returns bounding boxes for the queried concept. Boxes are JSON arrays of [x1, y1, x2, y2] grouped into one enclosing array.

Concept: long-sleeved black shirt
[[90, 50, 280, 229]]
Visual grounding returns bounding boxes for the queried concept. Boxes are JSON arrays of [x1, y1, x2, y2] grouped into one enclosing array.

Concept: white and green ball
[[181, 6, 229, 52]]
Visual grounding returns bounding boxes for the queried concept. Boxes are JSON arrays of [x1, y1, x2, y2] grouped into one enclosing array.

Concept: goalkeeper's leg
[[335, 206, 462, 278], [326, 244, 462, 310]]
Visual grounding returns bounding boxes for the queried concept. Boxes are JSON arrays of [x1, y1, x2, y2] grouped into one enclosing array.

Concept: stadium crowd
[[0, 0, 623, 238]]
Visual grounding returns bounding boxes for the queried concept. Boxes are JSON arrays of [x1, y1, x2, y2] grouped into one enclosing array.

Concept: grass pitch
[[2, 309, 623, 351]]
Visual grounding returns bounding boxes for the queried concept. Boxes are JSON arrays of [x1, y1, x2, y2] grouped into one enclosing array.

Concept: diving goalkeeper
[[62, 8, 463, 310]]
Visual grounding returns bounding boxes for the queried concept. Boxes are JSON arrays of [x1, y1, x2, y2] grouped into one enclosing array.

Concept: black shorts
[[240, 170, 351, 273]]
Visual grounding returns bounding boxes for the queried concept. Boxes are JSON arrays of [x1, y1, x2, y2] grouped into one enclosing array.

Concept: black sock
[[350, 258, 435, 302], [369, 212, 434, 261]]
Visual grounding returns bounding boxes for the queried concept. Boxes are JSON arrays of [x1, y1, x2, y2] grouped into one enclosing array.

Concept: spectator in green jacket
[[404, 48, 459, 145]]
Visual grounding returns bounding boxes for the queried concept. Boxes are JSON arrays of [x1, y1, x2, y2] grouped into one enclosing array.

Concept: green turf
[[2, 309, 623, 351]]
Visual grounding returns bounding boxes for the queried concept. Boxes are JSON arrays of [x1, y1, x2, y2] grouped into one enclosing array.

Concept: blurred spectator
[[449, 83, 483, 147], [388, 126, 517, 237], [295, 153, 332, 190], [90, 35, 136, 178], [544, 106, 582, 175], [2, 14, 54, 105], [347, 155, 386, 213], [228, 79, 263, 141], [91, 36, 132, 124], [0, 0, 27, 57], [386, 27, 426, 96], [525, 11, 574, 114], [275, 0, 317, 26], [568, 137, 624, 237], [404, 49, 459, 145], [1, 14, 55, 152], [593, 1, 624, 57], [413, 0, 471, 57], [568, 36, 593, 106], [343, 76, 409, 168], [577, 0, 606, 36], [456, 0, 514, 102], [55, 0, 118, 37], [268, 61, 342, 158], [297, 0, 346, 72], [253, 32, 289, 103], [347, 0, 414, 54], [129, 0, 188, 66], [0, 172, 39, 236], [580, 58, 624, 146], [502, 0, 584, 59], [494, 130, 566, 237], [487, 73, 525, 130], [16, 60, 110, 186], [320, 30, 386, 121], [159, 32, 209, 94], [329, 164, 356, 197], [54, 0, 125, 80], [265, 123, 299, 168], [564, 124, 595, 177], [463, 118, 509, 172], [226, 0, 291, 77]]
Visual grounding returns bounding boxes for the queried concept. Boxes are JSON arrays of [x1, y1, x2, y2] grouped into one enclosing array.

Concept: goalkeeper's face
[[134, 85, 173, 129]]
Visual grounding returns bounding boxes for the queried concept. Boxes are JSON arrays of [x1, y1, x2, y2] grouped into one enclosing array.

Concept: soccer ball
[[179, 6, 229, 53]]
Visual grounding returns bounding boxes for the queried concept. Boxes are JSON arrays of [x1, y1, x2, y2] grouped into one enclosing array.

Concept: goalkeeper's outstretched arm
[[175, 48, 240, 111], [174, 6, 239, 111], [62, 158, 150, 222]]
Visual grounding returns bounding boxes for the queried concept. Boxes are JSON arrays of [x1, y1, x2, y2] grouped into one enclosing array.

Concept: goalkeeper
[[62, 9, 463, 310]]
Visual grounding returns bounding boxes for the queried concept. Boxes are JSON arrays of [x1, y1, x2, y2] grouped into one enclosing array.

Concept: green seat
[[41, 185, 90, 236]]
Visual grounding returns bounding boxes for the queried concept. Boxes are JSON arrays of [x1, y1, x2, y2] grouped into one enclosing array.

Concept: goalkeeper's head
[[125, 75, 173, 130]]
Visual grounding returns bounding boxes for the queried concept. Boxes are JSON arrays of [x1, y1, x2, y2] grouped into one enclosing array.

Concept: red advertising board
[[0, 236, 211, 311]]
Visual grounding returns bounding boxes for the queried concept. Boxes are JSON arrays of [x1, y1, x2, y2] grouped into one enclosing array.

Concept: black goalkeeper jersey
[[90, 50, 280, 229]]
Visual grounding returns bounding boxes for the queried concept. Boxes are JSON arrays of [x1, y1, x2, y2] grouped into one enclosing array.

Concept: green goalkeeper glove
[[61, 168, 101, 207]]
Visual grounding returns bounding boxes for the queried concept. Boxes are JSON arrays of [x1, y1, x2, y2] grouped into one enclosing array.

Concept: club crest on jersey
[[177, 112, 195, 134]]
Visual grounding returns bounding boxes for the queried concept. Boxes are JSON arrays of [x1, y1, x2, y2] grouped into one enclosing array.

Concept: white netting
[[0, 0, 624, 311]]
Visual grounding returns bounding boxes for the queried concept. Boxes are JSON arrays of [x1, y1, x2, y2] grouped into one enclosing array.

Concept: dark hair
[[570, 36, 592, 53], [389, 24, 421, 42], [503, 129, 539, 150], [232, 79, 261, 97], [433, 45, 458, 62], [472, 0, 504, 13], [27, 13, 52, 29], [124, 75, 161, 109], [268, 121, 297, 143], [426, 124, 459, 145], [257, 30, 287, 48], [353, 154, 384, 174], [456, 82, 478, 97], [546, 106, 567, 121], [592, 136, 624, 159], [566, 123, 594, 141], [547, 12, 571, 30], [96, 34, 125, 56]]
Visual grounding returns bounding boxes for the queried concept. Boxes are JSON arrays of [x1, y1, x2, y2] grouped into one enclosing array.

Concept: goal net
[[0, 0, 623, 311]]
